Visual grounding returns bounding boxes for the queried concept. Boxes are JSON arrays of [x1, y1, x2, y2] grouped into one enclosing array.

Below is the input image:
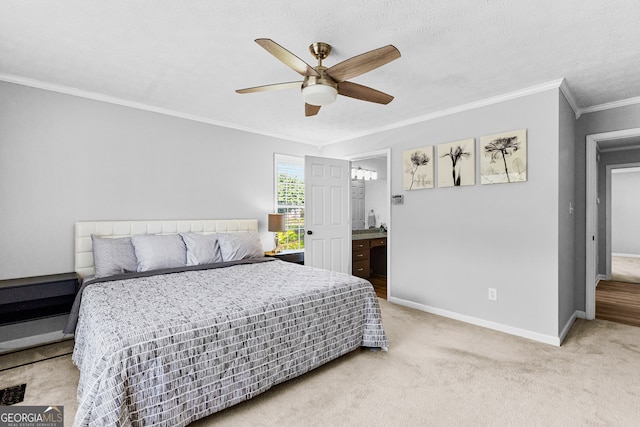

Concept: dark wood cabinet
[[352, 238, 371, 278], [370, 239, 387, 276], [352, 237, 386, 278], [370, 238, 387, 248], [0, 272, 79, 325]]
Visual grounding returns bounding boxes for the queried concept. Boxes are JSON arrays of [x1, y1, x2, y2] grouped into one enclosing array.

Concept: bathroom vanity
[[352, 231, 387, 278]]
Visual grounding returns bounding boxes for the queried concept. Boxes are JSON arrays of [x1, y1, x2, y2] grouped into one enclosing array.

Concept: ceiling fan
[[236, 39, 401, 117]]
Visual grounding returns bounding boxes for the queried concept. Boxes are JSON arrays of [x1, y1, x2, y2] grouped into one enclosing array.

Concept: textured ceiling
[[1, 1, 640, 146]]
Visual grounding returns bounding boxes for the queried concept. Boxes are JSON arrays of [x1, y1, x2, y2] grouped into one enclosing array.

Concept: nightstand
[[0, 272, 79, 325], [264, 251, 305, 265]]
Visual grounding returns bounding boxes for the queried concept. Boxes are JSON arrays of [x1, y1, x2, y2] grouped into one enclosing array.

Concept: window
[[275, 154, 304, 250]]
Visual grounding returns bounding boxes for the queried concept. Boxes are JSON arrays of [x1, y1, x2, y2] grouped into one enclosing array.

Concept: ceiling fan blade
[[255, 38, 320, 77], [236, 81, 302, 94], [326, 45, 400, 82], [305, 103, 321, 117], [338, 81, 394, 104]]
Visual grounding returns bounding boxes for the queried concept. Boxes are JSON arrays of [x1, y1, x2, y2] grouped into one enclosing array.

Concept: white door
[[304, 155, 351, 273]]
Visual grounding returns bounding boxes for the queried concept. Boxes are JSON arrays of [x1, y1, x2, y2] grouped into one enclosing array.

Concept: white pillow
[[218, 232, 264, 261], [131, 234, 187, 272], [180, 233, 222, 265], [91, 235, 138, 278]]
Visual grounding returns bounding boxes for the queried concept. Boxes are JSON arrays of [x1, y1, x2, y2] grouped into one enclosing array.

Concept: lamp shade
[[268, 213, 285, 232]]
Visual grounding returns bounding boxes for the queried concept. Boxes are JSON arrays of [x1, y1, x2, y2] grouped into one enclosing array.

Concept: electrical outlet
[[488, 288, 497, 301]]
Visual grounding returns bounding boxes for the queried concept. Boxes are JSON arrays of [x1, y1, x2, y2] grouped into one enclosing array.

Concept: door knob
[[307, 230, 313, 235]]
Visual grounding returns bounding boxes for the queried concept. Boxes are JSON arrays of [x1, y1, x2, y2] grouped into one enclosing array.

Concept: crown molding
[[559, 79, 581, 119], [0, 73, 314, 145], [8, 73, 638, 147], [579, 95, 640, 116], [323, 79, 569, 146]]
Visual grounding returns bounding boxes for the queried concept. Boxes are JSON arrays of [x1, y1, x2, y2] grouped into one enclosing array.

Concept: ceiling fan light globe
[[302, 84, 338, 106]]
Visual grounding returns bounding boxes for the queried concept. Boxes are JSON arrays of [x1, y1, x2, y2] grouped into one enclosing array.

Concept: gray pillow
[[218, 232, 264, 261], [91, 235, 138, 278], [179, 233, 222, 265], [131, 234, 187, 272]]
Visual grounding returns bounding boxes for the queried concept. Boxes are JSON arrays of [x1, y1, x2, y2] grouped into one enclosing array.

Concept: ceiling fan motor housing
[[309, 42, 331, 61]]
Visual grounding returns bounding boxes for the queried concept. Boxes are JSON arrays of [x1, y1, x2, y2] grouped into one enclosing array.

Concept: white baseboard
[[558, 310, 586, 345], [596, 274, 607, 287], [387, 297, 561, 346], [612, 253, 640, 259]]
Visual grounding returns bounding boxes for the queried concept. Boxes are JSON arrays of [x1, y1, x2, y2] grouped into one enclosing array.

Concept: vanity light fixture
[[351, 167, 378, 181]]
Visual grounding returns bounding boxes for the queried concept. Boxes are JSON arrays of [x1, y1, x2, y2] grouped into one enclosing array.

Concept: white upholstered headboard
[[74, 219, 259, 278]]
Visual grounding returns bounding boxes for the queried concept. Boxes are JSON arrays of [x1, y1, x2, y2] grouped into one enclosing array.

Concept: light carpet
[[611, 255, 640, 284], [1, 300, 640, 426]]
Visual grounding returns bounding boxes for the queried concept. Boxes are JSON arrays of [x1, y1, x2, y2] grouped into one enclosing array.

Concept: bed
[[66, 219, 387, 427]]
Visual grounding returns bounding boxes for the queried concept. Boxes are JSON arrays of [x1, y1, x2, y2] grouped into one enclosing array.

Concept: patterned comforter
[[71, 259, 387, 426]]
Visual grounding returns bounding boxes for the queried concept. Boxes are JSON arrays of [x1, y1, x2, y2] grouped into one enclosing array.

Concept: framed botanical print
[[480, 128, 527, 184], [403, 146, 434, 190], [437, 138, 475, 187]]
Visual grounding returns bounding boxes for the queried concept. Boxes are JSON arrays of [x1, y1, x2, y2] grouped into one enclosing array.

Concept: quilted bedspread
[[71, 259, 387, 426]]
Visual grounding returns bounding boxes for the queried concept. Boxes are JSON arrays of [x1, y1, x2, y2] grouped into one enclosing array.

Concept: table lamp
[[268, 213, 285, 253]]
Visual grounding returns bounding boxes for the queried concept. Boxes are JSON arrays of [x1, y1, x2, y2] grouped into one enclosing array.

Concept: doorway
[[596, 163, 640, 327], [586, 127, 640, 322], [606, 165, 640, 283], [347, 149, 391, 299]]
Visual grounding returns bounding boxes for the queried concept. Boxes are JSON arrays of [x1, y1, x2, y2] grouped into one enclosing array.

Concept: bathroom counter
[[352, 231, 387, 241]]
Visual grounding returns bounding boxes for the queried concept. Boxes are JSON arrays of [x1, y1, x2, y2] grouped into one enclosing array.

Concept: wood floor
[[369, 274, 387, 299], [596, 280, 640, 327]]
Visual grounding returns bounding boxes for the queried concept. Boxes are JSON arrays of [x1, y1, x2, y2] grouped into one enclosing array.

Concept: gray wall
[[611, 169, 640, 255], [0, 81, 318, 280], [575, 103, 640, 307], [558, 93, 576, 333], [323, 89, 562, 338], [12, 77, 636, 340]]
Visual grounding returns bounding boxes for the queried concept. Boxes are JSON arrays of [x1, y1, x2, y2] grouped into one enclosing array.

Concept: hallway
[[611, 255, 640, 283]]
